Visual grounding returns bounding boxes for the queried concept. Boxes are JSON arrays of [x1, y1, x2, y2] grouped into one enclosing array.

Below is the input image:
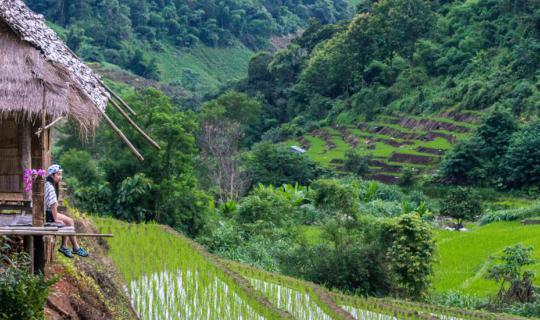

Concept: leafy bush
[[235, 184, 303, 227], [359, 200, 403, 217], [0, 236, 56, 320], [440, 187, 483, 229], [343, 150, 370, 176], [386, 214, 435, 298], [479, 202, 540, 225], [503, 302, 540, 318], [310, 178, 359, 220], [485, 244, 536, 304], [0, 268, 54, 320], [429, 290, 486, 310], [245, 142, 325, 187]]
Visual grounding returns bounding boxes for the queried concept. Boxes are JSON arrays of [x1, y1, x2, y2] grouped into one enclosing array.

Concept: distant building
[[290, 146, 306, 153]]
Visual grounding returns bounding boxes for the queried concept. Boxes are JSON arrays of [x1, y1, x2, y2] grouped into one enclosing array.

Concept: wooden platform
[[0, 213, 112, 237]]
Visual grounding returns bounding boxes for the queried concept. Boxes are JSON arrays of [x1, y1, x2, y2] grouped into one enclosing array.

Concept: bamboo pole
[[44, 116, 64, 130], [102, 112, 144, 161], [63, 46, 137, 116], [109, 99, 161, 150], [102, 82, 137, 116]]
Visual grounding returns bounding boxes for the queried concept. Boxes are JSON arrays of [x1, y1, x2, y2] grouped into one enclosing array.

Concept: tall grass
[[479, 202, 540, 224]]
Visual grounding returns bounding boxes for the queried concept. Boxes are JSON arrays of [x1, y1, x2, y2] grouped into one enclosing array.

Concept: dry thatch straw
[[0, 0, 109, 134]]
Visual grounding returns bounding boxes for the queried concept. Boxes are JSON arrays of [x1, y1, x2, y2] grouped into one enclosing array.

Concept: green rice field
[[433, 221, 540, 297], [94, 217, 521, 319]]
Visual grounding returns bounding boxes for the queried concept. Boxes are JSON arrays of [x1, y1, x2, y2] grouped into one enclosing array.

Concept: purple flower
[[23, 169, 47, 193]]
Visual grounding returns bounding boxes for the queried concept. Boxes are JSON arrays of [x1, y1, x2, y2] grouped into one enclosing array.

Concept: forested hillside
[[25, 0, 351, 98], [237, 0, 539, 134]]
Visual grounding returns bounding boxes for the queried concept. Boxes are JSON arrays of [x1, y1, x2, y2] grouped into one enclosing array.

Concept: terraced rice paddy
[[95, 217, 518, 320], [93, 218, 283, 320], [285, 112, 478, 183]]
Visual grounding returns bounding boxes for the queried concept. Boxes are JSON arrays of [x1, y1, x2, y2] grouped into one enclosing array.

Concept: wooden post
[[20, 123, 32, 200], [32, 85, 47, 274], [23, 235, 34, 274], [32, 175, 45, 274]]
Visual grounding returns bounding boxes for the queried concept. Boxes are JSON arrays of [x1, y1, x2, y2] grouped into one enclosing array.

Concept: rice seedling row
[[93, 218, 284, 320]]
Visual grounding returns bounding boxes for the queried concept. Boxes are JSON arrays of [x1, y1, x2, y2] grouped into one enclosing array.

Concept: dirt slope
[[45, 217, 137, 320]]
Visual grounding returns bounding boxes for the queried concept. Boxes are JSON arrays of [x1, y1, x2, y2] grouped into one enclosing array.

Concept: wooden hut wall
[[0, 118, 20, 192], [0, 118, 49, 198]]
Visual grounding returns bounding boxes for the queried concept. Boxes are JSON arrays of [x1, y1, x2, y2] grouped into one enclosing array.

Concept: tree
[[245, 142, 323, 187], [198, 120, 249, 202], [439, 137, 483, 185], [197, 91, 262, 201], [440, 187, 483, 229], [200, 91, 262, 127], [486, 244, 536, 304], [503, 120, 540, 189], [386, 213, 435, 298], [311, 178, 359, 220], [57, 88, 211, 236], [343, 150, 370, 176]]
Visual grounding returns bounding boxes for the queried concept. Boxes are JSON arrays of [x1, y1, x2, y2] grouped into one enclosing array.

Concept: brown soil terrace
[[298, 136, 311, 150], [390, 152, 436, 165], [416, 146, 446, 155], [441, 110, 480, 123], [311, 129, 336, 150], [337, 127, 360, 148], [357, 123, 459, 144], [386, 118, 471, 133]]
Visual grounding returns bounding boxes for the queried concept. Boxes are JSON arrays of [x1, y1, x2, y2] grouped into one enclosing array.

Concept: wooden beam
[[109, 99, 161, 150], [102, 112, 144, 161], [0, 230, 113, 237]]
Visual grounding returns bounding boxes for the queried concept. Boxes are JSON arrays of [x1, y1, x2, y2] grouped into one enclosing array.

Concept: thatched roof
[[0, 0, 109, 131]]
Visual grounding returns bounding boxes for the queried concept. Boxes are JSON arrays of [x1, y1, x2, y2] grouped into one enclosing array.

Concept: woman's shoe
[[72, 247, 89, 257], [58, 246, 73, 258]]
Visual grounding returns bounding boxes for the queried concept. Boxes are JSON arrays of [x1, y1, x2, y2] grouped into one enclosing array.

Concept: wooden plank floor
[[0, 213, 32, 227]]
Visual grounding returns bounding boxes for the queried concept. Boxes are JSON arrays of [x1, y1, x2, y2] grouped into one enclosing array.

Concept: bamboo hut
[[0, 0, 107, 202], [0, 0, 157, 273]]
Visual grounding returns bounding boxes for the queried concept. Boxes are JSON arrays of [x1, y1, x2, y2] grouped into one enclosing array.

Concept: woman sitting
[[45, 164, 89, 258]]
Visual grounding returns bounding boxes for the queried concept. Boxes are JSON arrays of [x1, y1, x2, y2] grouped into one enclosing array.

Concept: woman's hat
[[47, 164, 62, 175]]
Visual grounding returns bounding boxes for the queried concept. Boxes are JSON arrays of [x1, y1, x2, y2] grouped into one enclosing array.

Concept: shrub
[[485, 244, 536, 304], [235, 184, 300, 227], [429, 290, 485, 310], [440, 187, 483, 229], [0, 268, 54, 320], [343, 150, 370, 176], [311, 178, 359, 220], [386, 214, 435, 298], [358, 200, 403, 217], [479, 202, 540, 225], [245, 142, 324, 186], [0, 236, 56, 320]]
